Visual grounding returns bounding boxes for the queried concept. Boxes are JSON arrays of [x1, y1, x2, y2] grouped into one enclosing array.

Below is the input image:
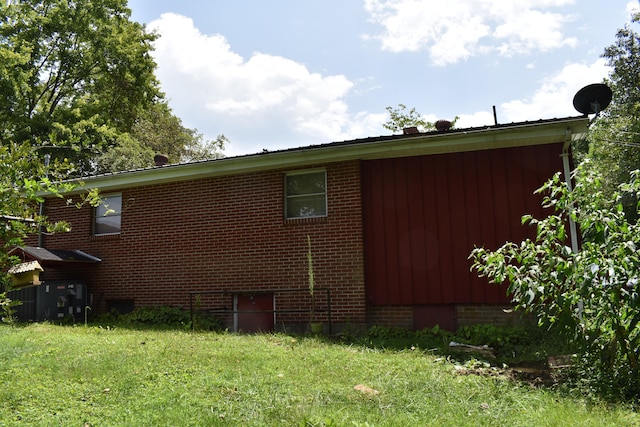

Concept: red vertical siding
[[461, 152, 485, 303], [421, 156, 442, 302], [406, 157, 428, 303], [433, 156, 455, 303], [362, 142, 565, 306], [394, 160, 412, 303]]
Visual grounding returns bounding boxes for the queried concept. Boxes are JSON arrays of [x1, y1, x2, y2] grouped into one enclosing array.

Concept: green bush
[[0, 291, 21, 325], [471, 166, 640, 402], [94, 305, 223, 331], [457, 324, 525, 349]]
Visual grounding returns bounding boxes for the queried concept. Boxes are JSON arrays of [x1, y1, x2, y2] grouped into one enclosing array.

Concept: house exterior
[[19, 116, 588, 332]]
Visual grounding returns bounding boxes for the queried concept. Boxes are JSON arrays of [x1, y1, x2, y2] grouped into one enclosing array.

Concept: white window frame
[[93, 193, 122, 236], [284, 169, 327, 219]]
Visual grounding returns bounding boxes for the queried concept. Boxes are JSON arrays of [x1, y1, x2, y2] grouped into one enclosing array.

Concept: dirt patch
[[455, 363, 555, 387], [505, 366, 554, 387]]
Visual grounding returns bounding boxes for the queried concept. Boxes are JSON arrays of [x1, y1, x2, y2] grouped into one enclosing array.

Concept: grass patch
[[0, 324, 637, 426]]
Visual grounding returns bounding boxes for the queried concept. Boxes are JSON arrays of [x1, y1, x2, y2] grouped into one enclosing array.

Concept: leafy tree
[[129, 102, 226, 165], [0, 0, 162, 174], [184, 134, 227, 163], [383, 103, 459, 134], [0, 142, 99, 323], [92, 133, 154, 174], [583, 11, 640, 206], [0, 0, 225, 175], [470, 12, 640, 402], [470, 164, 640, 401], [383, 104, 434, 133]]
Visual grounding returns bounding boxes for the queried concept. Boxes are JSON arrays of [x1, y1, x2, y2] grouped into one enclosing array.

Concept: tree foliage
[[470, 165, 640, 401], [0, 0, 224, 175], [0, 0, 161, 173], [470, 11, 640, 402], [583, 11, 640, 201], [92, 102, 227, 173], [383, 104, 435, 133], [383, 103, 459, 134], [128, 102, 226, 165], [0, 142, 100, 321]]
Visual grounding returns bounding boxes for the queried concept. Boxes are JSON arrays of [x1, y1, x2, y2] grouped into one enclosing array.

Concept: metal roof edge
[[61, 116, 589, 193]]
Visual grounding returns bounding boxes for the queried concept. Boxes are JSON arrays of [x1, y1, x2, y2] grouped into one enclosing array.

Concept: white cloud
[[145, 10, 607, 158], [149, 13, 380, 156], [341, 111, 389, 139], [455, 59, 610, 128], [500, 59, 610, 122], [364, 0, 578, 65], [456, 111, 496, 128]]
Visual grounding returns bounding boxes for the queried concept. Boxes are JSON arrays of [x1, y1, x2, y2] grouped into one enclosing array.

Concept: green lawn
[[0, 324, 637, 426]]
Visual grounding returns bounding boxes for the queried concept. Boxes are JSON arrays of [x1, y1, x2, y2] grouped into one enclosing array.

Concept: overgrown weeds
[[91, 305, 223, 331]]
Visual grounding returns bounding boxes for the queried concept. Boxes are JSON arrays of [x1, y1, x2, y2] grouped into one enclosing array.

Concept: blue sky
[[127, 0, 639, 157]]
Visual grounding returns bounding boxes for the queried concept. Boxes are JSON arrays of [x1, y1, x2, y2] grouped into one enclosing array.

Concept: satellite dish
[[572, 83, 612, 115]]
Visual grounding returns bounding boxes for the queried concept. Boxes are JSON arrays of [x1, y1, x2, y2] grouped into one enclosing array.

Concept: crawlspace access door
[[234, 293, 275, 333]]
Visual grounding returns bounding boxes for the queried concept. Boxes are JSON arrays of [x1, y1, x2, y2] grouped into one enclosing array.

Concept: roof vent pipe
[[154, 154, 169, 167]]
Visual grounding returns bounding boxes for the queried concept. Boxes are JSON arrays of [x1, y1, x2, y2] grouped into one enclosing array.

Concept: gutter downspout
[[561, 128, 579, 255], [561, 127, 582, 318]]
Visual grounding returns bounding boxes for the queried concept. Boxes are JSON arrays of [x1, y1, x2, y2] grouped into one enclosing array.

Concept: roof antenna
[[572, 83, 612, 120]]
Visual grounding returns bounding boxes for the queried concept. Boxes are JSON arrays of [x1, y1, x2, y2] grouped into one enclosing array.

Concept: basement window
[[94, 194, 122, 236], [285, 170, 327, 219]]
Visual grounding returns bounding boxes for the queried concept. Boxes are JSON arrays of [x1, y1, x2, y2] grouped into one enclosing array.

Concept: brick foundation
[[366, 304, 526, 331], [456, 304, 525, 328], [366, 306, 414, 329]]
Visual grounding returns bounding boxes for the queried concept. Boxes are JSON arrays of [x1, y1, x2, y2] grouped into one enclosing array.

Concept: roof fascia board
[[65, 117, 588, 193]]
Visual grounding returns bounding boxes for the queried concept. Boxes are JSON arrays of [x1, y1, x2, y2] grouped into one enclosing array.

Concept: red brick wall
[[37, 161, 366, 325]]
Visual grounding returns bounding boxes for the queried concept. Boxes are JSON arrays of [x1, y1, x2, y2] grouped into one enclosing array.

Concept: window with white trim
[[94, 194, 122, 235], [285, 170, 327, 219]]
